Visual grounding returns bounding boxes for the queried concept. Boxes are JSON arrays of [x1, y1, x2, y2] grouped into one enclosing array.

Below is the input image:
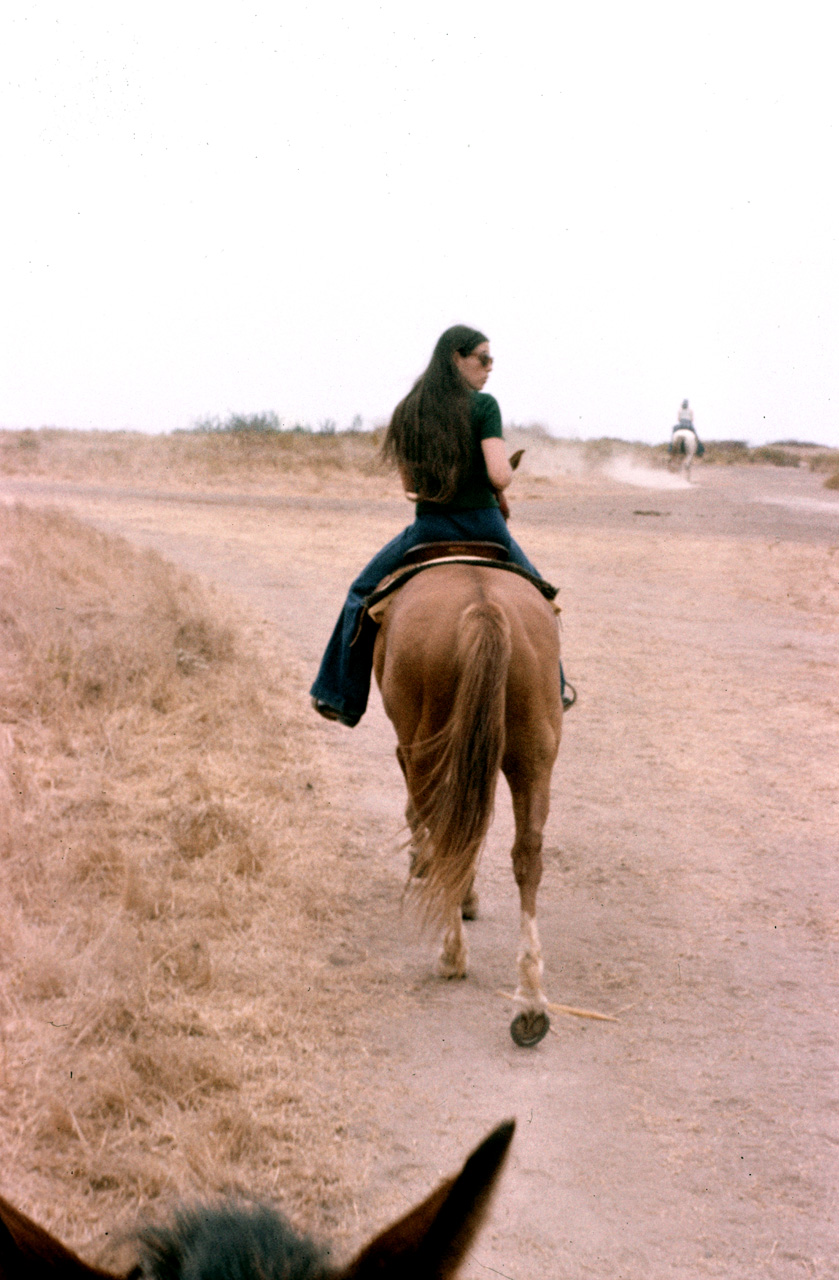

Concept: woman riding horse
[[310, 325, 574, 726]]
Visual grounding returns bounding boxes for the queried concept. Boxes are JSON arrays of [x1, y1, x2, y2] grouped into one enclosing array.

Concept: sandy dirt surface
[[2, 460, 838, 1279]]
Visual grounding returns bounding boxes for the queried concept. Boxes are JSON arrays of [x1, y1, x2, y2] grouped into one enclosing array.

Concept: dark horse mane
[[0, 1121, 515, 1279], [135, 1203, 325, 1279]]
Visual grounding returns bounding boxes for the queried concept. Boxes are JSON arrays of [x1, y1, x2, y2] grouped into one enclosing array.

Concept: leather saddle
[[398, 540, 510, 568], [357, 541, 558, 636]]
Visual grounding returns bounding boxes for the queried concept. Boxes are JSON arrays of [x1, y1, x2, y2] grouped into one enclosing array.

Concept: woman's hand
[[497, 490, 511, 521]]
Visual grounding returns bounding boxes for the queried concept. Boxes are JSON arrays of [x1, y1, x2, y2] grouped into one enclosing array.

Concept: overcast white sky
[[1, 2, 836, 445]]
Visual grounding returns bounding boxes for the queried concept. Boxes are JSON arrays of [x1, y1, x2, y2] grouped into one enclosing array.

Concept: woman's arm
[[481, 436, 513, 520], [481, 437, 513, 490]]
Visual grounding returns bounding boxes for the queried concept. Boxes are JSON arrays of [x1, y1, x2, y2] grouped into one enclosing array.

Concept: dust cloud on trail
[[506, 434, 692, 491], [603, 458, 692, 489]]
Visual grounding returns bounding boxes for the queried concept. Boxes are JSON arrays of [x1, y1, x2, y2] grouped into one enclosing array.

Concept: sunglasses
[[471, 352, 493, 368]]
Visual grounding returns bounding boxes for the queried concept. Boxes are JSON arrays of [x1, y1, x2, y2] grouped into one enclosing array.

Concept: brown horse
[[0, 1120, 514, 1278], [373, 563, 562, 1047]]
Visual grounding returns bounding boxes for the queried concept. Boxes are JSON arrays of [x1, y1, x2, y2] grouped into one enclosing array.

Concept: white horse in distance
[[670, 427, 699, 480]]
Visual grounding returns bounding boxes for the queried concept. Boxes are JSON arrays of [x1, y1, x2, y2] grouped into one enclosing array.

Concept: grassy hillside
[[2, 426, 837, 497], [0, 504, 378, 1265]]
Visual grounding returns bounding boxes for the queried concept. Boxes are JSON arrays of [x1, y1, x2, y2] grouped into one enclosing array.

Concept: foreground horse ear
[[337, 1120, 515, 1280], [0, 1195, 124, 1279]]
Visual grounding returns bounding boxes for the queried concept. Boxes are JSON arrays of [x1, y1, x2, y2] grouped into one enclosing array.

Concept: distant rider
[[670, 399, 704, 455], [677, 399, 694, 429]]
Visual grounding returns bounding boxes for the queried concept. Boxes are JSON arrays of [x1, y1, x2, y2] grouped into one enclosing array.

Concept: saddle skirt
[[364, 541, 559, 629]]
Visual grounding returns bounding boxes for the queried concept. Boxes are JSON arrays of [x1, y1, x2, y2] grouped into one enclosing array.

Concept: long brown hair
[[382, 325, 488, 503]]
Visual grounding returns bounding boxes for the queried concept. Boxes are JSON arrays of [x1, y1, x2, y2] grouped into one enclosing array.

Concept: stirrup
[[561, 682, 577, 712]]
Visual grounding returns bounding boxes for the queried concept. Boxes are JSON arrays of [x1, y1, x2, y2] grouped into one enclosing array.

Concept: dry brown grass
[[4, 428, 838, 510], [0, 504, 378, 1265], [0, 427, 392, 498]]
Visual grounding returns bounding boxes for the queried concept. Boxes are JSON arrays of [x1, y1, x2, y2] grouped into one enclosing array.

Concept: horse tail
[[408, 598, 512, 928]]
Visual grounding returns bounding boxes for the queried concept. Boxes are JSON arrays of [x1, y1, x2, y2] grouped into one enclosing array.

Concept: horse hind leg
[[397, 745, 427, 879], [461, 876, 479, 920], [397, 745, 470, 972], [507, 768, 551, 1046], [405, 795, 427, 878], [512, 907, 549, 1045], [438, 904, 469, 978]]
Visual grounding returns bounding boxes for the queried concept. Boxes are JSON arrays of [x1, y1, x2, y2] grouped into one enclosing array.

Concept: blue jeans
[[310, 507, 547, 724]]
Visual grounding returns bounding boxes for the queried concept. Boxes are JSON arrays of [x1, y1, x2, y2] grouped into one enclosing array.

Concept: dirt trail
[[3, 464, 838, 1279]]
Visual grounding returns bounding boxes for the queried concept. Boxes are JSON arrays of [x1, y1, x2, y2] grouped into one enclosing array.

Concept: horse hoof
[[510, 1010, 550, 1048], [461, 891, 479, 921]]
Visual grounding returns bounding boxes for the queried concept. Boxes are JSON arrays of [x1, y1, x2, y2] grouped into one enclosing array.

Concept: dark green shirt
[[415, 392, 504, 515]]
